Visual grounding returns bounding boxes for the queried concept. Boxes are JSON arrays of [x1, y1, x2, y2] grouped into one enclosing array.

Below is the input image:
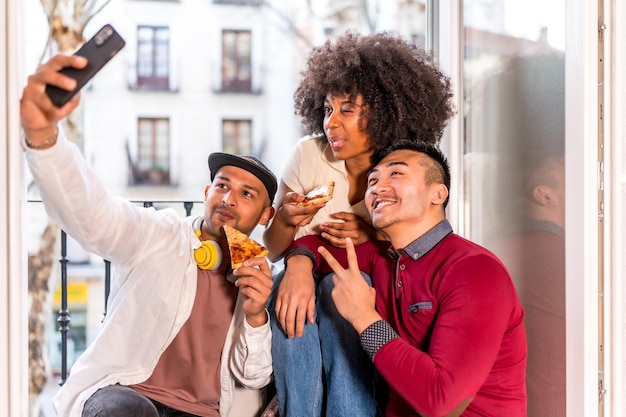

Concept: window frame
[[221, 29, 253, 93], [221, 118, 253, 155], [134, 117, 172, 186], [136, 25, 171, 90]]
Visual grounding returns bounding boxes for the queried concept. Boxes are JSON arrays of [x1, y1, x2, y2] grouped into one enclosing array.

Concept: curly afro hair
[[294, 31, 455, 158]]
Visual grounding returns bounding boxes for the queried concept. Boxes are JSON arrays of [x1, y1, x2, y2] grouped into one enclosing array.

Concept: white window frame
[[607, 0, 624, 416], [564, 1, 601, 416], [2, 0, 29, 416]]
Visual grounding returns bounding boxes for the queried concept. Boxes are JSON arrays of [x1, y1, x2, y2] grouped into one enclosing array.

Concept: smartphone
[[45, 24, 126, 107]]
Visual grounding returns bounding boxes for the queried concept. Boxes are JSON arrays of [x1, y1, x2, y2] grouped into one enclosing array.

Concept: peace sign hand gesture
[[318, 237, 382, 334]]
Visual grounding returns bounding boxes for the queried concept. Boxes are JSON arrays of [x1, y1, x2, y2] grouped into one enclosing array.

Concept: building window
[[222, 30, 252, 93], [137, 26, 170, 90], [135, 118, 170, 185], [222, 119, 252, 155]]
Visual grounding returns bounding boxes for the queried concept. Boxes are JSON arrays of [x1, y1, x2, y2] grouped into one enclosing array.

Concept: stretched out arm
[[21, 54, 160, 265]]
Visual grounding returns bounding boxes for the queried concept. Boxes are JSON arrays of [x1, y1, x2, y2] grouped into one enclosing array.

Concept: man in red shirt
[[284, 140, 527, 416]]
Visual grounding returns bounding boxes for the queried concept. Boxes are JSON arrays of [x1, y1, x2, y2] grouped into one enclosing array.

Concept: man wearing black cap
[[20, 54, 276, 417]]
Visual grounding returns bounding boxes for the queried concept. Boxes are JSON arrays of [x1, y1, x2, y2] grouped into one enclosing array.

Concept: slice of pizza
[[223, 225, 269, 269], [299, 181, 335, 207]]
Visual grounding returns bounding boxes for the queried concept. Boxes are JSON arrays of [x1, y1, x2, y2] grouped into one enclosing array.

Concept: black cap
[[208, 152, 278, 204]]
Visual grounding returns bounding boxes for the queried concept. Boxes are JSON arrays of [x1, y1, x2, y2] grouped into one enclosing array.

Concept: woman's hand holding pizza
[[275, 191, 326, 229], [274, 182, 334, 229]]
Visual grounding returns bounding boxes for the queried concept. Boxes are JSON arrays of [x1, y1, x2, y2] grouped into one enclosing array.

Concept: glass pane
[[155, 119, 170, 170], [138, 118, 154, 171], [137, 26, 155, 77], [222, 31, 237, 81], [222, 119, 237, 155], [462, 1, 565, 416], [237, 32, 251, 81], [238, 120, 252, 152], [155, 27, 170, 78]]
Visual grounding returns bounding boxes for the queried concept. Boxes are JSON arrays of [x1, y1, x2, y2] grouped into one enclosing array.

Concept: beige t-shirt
[[281, 135, 371, 241]]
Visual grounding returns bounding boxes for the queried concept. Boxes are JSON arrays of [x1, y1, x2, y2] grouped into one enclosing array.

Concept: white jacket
[[24, 132, 273, 417]]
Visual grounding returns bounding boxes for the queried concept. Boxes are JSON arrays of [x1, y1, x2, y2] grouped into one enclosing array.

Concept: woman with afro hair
[[264, 30, 455, 417]]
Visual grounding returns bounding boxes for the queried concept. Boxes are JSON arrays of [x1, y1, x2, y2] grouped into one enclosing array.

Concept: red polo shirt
[[288, 220, 527, 417]]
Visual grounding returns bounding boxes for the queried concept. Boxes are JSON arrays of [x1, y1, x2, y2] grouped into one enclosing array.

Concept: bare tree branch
[[361, 0, 378, 33], [83, 0, 113, 28], [260, 0, 313, 49]]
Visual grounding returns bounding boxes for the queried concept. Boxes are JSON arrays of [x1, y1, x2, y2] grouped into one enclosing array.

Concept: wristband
[[24, 126, 59, 149], [284, 247, 317, 270]]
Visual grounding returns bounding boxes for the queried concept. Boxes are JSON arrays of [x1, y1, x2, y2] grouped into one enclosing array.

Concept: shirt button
[[397, 281, 403, 288], [399, 264, 406, 270]]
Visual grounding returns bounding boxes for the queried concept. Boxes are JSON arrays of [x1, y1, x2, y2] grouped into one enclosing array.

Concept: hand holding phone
[[45, 24, 126, 107]]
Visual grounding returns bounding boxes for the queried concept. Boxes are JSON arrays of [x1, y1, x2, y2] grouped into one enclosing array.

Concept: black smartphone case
[[45, 24, 126, 107]]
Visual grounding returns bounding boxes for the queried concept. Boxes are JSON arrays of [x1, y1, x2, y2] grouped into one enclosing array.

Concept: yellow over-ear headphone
[[193, 219, 222, 270]]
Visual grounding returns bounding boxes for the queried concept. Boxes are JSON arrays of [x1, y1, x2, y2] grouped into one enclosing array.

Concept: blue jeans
[[269, 271, 378, 417], [82, 385, 200, 417]]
